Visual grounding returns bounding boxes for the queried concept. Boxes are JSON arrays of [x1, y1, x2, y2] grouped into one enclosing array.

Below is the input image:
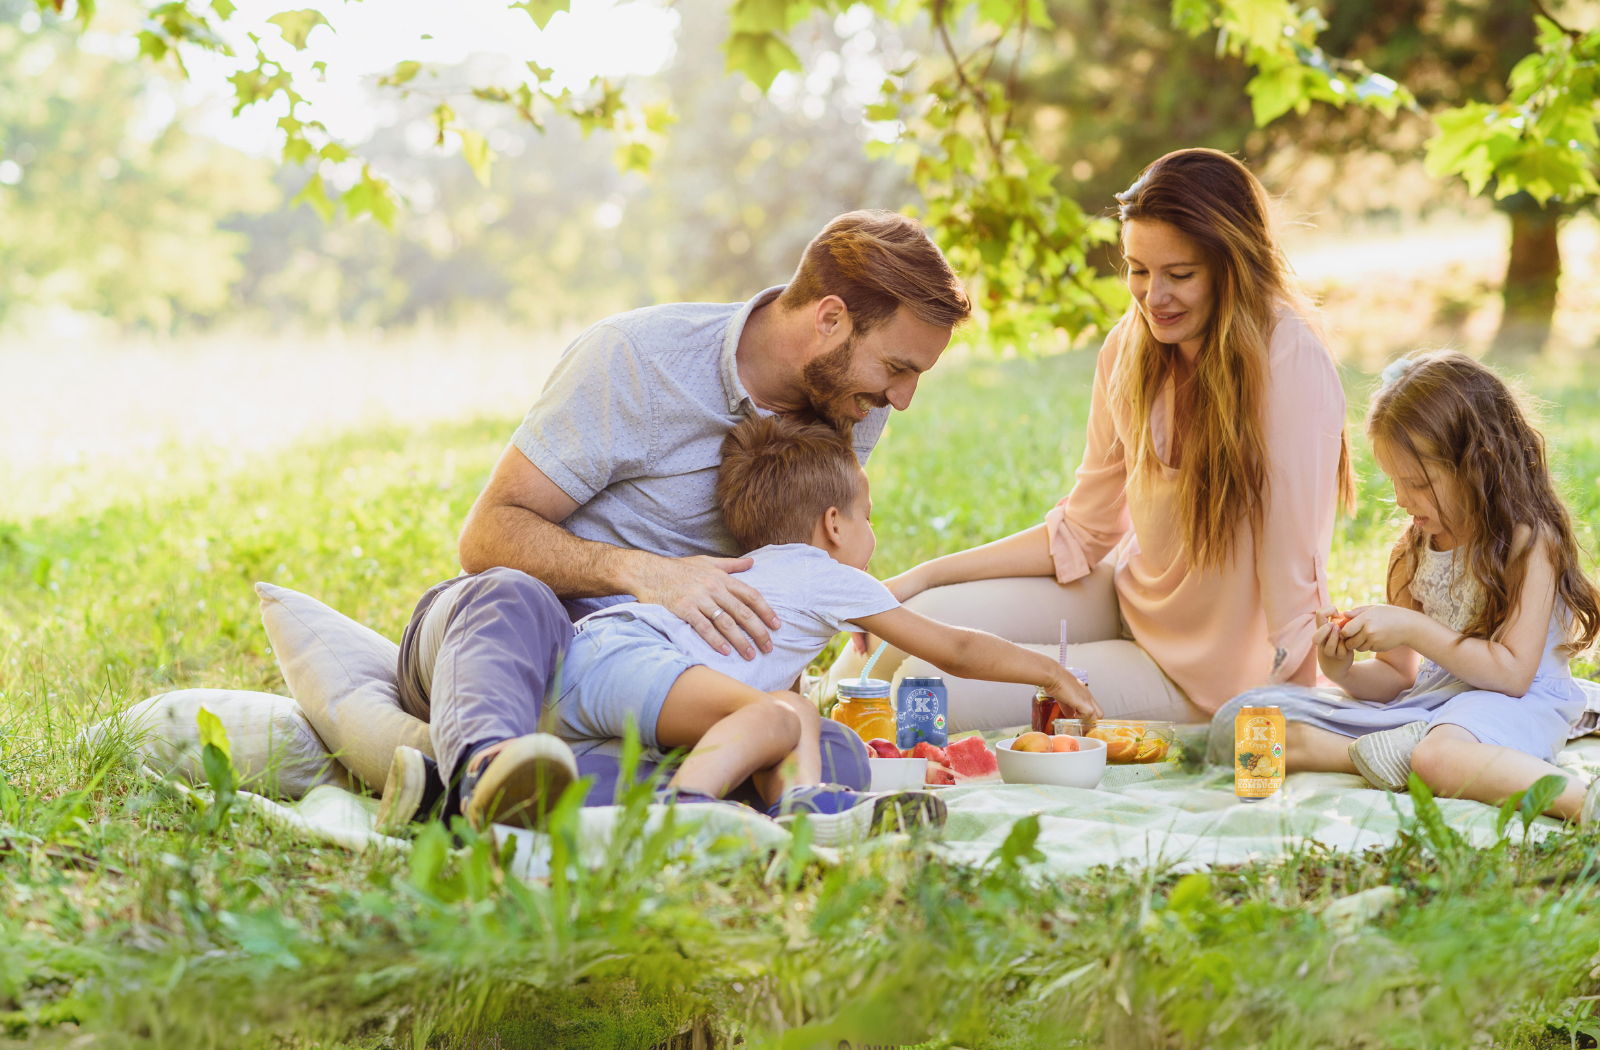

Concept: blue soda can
[[896, 677, 948, 750]]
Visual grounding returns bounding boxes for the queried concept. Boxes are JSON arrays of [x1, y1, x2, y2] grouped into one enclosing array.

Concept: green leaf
[[290, 171, 336, 223], [642, 100, 675, 134], [454, 128, 494, 187], [378, 60, 421, 88], [1496, 790, 1524, 839], [266, 9, 330, 50], [211, 0, 236, 17], [727, 0, 806, 35], [527, 59, 555, 83], [993, 814, 1045, 868], [615, 141, 653, 174], [511, 0, 568, 30], [137, 29, 170, 63], [1519, 774, 1569, 832], [1171, 0, 1216, 35], [1166, 872, 1212, 913], [1247, 61, 1316, 126], [196, 706, 232, 762], [342, 166, 397, 228], [723, 31, 802, 93]]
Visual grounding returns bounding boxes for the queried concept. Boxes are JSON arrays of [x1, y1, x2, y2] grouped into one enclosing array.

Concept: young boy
[[392, 414, 1101, 844]]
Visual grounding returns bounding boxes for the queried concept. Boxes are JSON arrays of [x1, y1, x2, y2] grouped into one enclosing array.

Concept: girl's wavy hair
[[1371, 350, 1600, 654], [1112, 148, 1355, 570]]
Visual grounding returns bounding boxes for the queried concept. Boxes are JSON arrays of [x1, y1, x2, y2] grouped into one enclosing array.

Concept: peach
[[1012, 732, 1052, 753], [1050, 734, 1080, 753]]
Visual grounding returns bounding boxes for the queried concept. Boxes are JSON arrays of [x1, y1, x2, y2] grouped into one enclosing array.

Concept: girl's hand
[[1313, 618, 1353, 681], [1338, 604, 1424, 654], [1045, 668, 1103, 720]]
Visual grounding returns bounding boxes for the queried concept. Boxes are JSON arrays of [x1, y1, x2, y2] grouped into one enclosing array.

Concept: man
[[380, 210, 971, 827]]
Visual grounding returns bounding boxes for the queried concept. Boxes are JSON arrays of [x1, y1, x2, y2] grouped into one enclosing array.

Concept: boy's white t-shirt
[[575, 543, 900, 693]]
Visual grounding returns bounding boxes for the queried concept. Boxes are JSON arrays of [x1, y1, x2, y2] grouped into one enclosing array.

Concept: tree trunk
[[1491, 205, 1562, 354]]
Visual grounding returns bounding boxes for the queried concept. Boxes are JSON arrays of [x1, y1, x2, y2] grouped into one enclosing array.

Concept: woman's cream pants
[[823, 561, 1207, 732]]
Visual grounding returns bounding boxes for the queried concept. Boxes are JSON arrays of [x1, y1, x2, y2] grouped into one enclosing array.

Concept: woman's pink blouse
[[1044, 312, 1345, 713]]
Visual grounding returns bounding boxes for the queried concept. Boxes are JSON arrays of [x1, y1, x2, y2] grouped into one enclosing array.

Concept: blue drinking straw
[[860, 640, 889, 682]]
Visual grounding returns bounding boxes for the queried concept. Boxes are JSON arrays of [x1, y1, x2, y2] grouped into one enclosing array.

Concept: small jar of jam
[[831, 677, 896, 744], [1032, 667, 1090, 733]]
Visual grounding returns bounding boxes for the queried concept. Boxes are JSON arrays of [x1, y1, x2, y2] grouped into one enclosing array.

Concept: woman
[[829, 148, 1354, 730]]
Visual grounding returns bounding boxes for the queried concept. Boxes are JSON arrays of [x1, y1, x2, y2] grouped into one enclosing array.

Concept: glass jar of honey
[[830, 677, 895, 744]]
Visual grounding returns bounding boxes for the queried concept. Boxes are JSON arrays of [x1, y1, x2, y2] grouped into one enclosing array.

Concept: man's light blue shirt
[[512, 285, 891, 617]]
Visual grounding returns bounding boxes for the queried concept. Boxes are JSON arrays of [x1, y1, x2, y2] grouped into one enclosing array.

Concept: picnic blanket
[[230, 730, 1600, 877]]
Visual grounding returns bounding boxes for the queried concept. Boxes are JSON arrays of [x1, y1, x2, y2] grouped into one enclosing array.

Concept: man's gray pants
[[395, 567, 869, 805]]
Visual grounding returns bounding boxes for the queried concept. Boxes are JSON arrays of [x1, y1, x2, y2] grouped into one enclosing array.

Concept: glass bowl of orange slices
[[1054, 719, 1177, 764]]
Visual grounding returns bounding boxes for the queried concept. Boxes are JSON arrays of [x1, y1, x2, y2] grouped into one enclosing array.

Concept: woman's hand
[[1338, 604, 1427, 654], [1313, 607, 1353, 682], [1044, 667, 1103, 720], [883, 565, 930, 604]]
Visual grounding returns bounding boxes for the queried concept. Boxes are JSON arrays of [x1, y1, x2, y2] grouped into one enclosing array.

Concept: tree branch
[[1528, 0, 1582, 40], [934, 1, 1002, 156]]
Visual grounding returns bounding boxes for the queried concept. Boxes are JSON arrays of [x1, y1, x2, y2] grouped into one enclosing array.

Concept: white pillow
[[80, 689, 350, 800], [256, 581, 435, 790]]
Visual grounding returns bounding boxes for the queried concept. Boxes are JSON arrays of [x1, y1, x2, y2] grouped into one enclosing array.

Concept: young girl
[[1278, 350, 1600, 821]]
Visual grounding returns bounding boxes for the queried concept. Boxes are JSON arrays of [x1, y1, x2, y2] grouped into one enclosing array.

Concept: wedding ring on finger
[[709, 608, 726, 622]]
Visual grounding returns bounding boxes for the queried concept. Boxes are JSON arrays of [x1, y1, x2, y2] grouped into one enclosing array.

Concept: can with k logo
[[896, 677, 948, 750]]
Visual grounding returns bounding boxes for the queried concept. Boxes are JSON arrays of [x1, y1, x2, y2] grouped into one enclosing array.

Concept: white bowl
[[869, 756, 929, 791], [994, 736, 1107, 789]]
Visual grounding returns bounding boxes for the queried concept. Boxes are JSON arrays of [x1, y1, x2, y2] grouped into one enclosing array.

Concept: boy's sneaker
[[653, 787, 756, 812], [375, 745, 443, 833], [1348, 721, 1430, 792], [768, 785, 946, 847], [462, 734, 579, 831]]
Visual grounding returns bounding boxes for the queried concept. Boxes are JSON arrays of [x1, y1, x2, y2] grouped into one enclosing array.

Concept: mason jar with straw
[[830, 640, 896, 743]]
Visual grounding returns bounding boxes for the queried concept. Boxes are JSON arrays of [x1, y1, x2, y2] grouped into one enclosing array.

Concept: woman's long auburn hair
[[1370, 350, 1600, 654], [1112, 149, 1355, 570]]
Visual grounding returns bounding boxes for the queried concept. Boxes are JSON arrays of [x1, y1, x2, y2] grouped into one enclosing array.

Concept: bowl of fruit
[[867, 736, 1002, 788], [994, 731, 1107, 789], [1056, 719, 1177, 764]]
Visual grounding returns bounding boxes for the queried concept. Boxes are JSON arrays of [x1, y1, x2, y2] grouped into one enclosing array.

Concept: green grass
[[5, 350, 1600, 1048]]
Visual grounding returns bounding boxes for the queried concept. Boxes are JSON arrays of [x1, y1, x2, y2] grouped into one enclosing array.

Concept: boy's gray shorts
[[554, 614, 698, 758]]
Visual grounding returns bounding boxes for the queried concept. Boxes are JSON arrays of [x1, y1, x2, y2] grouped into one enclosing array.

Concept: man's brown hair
[[716, 414, 864, 553], [777, 210, 971, 334]]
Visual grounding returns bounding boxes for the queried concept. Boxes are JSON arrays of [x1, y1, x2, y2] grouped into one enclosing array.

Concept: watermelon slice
[[866, 738, 901, 760], [946, 735, 1000, 781], [908, 741, 954, 785]]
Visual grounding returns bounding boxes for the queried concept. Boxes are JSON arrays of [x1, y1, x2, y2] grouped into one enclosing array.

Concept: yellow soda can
[[1235, 705, 1286, 801]]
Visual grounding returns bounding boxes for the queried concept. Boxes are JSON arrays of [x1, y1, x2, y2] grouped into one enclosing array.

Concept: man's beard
[[799, 334, 886, 435]]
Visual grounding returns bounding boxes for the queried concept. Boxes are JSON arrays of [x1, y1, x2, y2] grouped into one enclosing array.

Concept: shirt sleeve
[[511, 323, 654, 506], [817, 562, 902, 632], [1257, 316, 1346, 684], [1044, 322, 1135, 583]]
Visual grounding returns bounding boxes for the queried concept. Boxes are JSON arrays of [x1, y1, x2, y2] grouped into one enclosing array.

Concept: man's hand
[[628, 552, 780, 660], [1338, 604, 1426, 655]]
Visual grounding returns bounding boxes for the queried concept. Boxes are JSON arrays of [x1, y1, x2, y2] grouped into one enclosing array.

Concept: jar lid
[[900, 677, 944, 687], [836, 677, 891, 699], [1067, 666, 1089, 685]]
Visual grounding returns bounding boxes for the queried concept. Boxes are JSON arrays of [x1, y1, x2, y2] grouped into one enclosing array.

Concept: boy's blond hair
[[716, 415, 863, 553]]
